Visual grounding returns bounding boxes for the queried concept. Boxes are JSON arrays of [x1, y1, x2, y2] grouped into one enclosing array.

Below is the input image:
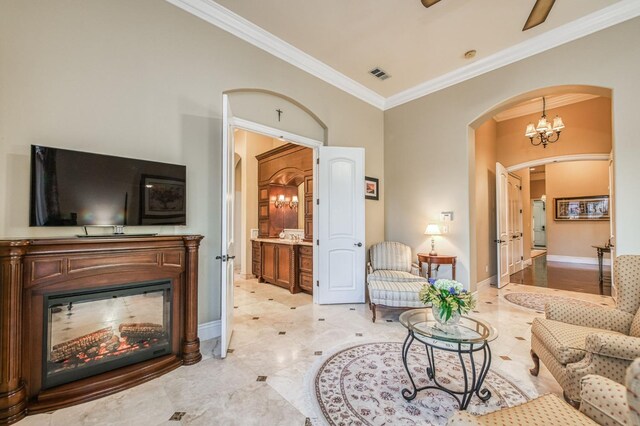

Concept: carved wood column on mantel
[[0, 240, 29, 425], [181, 235, 203, 365]]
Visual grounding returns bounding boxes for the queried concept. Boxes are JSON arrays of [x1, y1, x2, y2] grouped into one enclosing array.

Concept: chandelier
[[525, 97, 565, 148]]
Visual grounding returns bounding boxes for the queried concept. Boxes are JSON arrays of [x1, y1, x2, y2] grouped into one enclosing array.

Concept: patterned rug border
[[306, 341, 536, 426], [503, 292, 601, 312]]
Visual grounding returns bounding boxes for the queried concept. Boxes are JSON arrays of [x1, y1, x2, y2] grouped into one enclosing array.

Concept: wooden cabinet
[[298, 245, 313, 293], [251, 240, 261, 278], [252, 240, 313, 294]]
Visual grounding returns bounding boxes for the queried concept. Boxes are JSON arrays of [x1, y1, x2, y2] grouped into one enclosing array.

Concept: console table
[[592, 244, 612, 294], [417, 253, 457, 280]]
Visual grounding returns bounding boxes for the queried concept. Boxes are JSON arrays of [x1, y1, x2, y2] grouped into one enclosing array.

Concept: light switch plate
[[440, 211, 454, 221]]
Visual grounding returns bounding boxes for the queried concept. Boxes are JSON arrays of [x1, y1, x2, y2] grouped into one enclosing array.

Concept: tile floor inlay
[[18, 274, 614, 425]]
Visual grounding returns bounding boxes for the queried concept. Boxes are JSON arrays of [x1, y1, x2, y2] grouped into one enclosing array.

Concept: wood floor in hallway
[[510, 254, 611, 296]]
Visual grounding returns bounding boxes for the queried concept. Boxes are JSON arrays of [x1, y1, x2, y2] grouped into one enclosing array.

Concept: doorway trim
[[505, 153, 610, 172], [227, 115, 323, 304]]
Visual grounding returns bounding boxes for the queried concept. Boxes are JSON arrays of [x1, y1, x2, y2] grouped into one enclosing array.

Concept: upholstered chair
[[366, 241, 428, 322], [447, 357, 640, 426], [530, 255, 640, 405]]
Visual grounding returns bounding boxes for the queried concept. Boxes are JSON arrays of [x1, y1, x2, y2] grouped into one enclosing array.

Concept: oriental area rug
[[310, 342, 530, 426], [503, 292, 601, 312]]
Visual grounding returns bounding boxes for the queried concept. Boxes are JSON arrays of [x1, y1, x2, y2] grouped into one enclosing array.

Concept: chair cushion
[[532, 318, 621, 365], [367, 270, 426, 283], [370, 242, 412, 272], [447, 394, 597, 425], [630, 310, 640, 337], [367, 280, 426, 308], [626, 359, 640, 426]]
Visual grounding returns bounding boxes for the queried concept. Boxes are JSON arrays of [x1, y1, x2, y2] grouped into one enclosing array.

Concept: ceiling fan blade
[[523, 0, 556, 31], [421, 0, 442, 8]]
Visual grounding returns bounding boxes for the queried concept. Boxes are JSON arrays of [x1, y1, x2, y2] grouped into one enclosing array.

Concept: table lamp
[[424, 223, 441, 256]]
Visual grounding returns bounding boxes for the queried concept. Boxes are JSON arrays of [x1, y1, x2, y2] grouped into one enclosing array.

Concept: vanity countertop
[[251, 237, 313, 247]]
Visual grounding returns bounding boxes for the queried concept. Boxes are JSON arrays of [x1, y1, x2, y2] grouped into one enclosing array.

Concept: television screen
[[30, 145, 186, 227]]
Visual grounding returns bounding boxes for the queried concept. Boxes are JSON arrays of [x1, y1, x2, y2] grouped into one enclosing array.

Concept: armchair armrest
[[585, 333, 640, 361], [411, 262, 421, 277], [580, 374, 630, 425], [367, 261, 373, 274], [546, 301, 634, 334]]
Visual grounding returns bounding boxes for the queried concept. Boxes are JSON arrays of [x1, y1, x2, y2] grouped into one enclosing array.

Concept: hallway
[[510, 254, 611, 296]]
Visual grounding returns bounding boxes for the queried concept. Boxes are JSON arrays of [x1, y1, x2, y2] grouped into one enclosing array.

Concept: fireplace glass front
[[43, 280, 172, 389]]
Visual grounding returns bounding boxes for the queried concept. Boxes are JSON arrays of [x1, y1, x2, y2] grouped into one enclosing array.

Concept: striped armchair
[[367, 242, 428, 322], [530, 255, 640, 405]]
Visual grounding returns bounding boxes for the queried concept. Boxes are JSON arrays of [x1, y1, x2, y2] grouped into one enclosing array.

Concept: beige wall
[[385, 18, 640, 291], [0, 0, 384, 324], [530, 179, 546, 200], [474, 120, 497, 283], [546, 161, 610, 259], [496, 97, 612, 167]]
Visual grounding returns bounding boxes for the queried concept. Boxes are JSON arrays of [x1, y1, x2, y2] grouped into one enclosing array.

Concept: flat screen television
[[30, 145, 186, 227]]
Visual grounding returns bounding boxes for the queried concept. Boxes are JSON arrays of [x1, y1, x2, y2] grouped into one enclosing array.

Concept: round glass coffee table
[[399, 308, 498, 410]]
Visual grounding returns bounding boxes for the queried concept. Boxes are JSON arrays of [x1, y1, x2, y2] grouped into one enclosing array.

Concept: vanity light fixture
[[274, 194, 285, 209], [289, 195, 298, 211]]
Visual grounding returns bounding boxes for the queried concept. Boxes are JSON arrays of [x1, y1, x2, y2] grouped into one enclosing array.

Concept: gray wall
[[0, 0, 384, 324], [385, 18, 640, 291]]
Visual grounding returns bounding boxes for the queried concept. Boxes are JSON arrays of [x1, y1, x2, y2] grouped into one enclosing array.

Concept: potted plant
[[419, 278, 476, 328]]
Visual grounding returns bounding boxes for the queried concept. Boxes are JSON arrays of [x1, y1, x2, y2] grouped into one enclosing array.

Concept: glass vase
[[432, 306, 461, 329]]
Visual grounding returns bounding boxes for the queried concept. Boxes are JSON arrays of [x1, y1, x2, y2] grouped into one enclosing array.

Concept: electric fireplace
[[43, 281, 172, 389]]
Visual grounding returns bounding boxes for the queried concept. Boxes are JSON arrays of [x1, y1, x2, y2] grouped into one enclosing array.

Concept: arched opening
[[469, 85, 614, 295]]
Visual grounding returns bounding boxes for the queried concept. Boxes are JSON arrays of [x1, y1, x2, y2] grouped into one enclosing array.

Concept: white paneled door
[[496, 162, 510, 288], [317, 147, 366, 304], [219, 94, 235, 358]]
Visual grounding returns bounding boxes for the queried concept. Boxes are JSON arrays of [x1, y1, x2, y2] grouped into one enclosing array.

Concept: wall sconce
[[289, 195, 298, 210], [274, 194, 285, 209], [424, 223, 442, 256]]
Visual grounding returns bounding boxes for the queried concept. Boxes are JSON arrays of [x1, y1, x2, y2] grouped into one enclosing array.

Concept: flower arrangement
[[419, 278, 476, 322]]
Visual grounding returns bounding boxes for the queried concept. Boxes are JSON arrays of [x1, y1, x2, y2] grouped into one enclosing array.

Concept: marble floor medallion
[[504, 292, 598, 312], [312, 342, 530, 425]]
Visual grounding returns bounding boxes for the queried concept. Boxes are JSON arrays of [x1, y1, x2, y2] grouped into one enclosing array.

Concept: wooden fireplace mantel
[[0, 235, 204, 425]]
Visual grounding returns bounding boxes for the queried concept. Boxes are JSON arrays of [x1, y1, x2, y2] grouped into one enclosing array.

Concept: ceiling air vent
[[369, 67, 390, 81]]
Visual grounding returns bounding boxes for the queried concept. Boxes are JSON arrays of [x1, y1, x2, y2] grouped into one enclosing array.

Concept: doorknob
[[354, 242, 363, 247], [494, 239, 505, 243], [227, 255, 236, 260], [215, 255, 228, 261]]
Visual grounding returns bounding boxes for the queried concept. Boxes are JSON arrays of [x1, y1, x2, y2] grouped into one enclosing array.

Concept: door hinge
[[316, 239, 319, 246], [316, 199, 319, 205], [521, 256, 524, 260], [520, 209, 523, 213], [316, 280, 319, 287], [316, 158, 319, 165]]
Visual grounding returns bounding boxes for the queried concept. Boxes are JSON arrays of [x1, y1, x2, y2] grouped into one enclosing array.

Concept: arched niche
[[225, 89, 327, 143]]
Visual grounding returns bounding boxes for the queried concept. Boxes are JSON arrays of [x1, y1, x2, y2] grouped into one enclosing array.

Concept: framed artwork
[[554, 195, 609, 221], [140, 175, 186, 223], [365, 176, 379, 200]]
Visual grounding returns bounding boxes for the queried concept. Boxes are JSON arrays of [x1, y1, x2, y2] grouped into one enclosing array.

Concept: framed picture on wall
[[365, 176, 379, 200], [140, 175, 186, 224], [554, 195, 609, 221]]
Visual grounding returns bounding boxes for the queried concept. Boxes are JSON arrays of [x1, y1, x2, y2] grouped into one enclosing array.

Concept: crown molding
[[165, 0, 386, 109], [167, 0, 640, 112], [493, 93, 599, 122], [384, 0, 640, 110]]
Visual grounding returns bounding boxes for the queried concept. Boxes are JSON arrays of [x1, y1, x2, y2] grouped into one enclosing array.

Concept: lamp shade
[[525, 123, 537, 138], [552, 115, 565, 131], [291, 195, 298, 203], [424, 224, 441, 235], [277, 194, 285, 202], [536, 117, 548, 132]]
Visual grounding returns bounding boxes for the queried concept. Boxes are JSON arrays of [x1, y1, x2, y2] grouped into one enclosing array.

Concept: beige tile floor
[[19, 277, 614, 425]]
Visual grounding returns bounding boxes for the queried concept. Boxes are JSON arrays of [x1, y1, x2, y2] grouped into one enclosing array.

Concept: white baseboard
[[546, 255, 610, 266], [476, 275, 497, 289], [198, 320, 222, 341]]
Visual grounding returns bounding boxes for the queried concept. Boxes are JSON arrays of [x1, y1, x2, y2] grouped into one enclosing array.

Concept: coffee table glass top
[[399, 308, 497, 344]]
